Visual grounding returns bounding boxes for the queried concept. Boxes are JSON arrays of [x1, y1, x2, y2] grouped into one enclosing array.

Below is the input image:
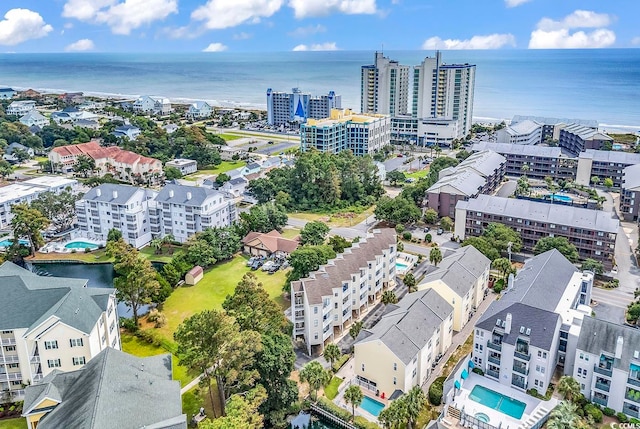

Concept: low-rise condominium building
[[620, 164, 640, 222], [496, 119, 543, 145]]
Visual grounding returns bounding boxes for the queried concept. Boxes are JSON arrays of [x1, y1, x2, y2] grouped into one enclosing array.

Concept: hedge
[[332, 354, 350, 373], [584, 403, 603, 423], [316, 397, 351, 422], [429, 376, 446, 406]]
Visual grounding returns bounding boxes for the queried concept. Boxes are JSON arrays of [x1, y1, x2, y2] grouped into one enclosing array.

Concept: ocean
[[1, 49, 640, 130]]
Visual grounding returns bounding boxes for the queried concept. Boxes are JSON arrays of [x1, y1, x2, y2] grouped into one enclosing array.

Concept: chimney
[[616, 336, 624, 359], [505, 313, 512, 334], [169, 189, 174, 198], [96, 188, 102, 197], [187, 192, 192, 201], [112, 190, 118, 199]]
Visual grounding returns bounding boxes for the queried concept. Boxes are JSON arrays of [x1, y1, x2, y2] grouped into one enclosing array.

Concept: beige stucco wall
[[354, 339, 408, 397]]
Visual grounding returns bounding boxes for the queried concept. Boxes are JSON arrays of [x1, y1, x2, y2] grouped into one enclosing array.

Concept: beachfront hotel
[[267, 87, 341, 126], [300, 108, 391, 156], [361, 52, 410, 117], [454, 194, 619, 269], [291, 229, 397, 355], [0, 261, 120, 401]]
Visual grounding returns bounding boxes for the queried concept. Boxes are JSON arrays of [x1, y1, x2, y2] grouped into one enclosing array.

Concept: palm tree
[[557, 376, 580, 402], [492, 257, 513, 280], [429, 247, 442, 267], [323, 343, 341, 370], [403, 273, 417, 293], [547, 401, 581, 429], [344, 385, 364, 421], [150, 237, 163, 255], [349, 320, 364, 340], [381, 290, 398, 306], [299, 361, 330, 401], [405, 386, 427, 429]]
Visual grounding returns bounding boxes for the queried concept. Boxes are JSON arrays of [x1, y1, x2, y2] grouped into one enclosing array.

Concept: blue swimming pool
[[359, 396, 385, 417], [551, 194, 572, 203], [396, 262, 409, 271], [469, 385, 526, 420], [65, 241, 99, 250], [613, 143, 623, 150], [474, 412, 490, 423], [0, 239, 29, 247]]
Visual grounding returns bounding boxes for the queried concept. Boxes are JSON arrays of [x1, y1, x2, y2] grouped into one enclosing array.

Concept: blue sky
[[1, 0, 639, 52]]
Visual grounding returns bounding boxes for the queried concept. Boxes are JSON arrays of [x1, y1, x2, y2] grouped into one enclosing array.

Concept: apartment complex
[[300, 108, 391, 156], [267, 87, 341, 126], [0, 177, 78, 229], [455, 195, 618, 269], [573, 317, 640, 419], [49, 141, 163, 185], [576, 149, 640, 188], [353, 289, 453, 397], [361, 52, 410, 117], [0, 262, 120, 400], [426, 150, 506, 218], [470, 142, 577, 181], [496, 119, 543, 145], [76, 184, 156, 248], [559, 123, 613, 156], [412, 52, 476, 138], [472, 250, 594, 393], [132, 95, 172, 115], [620, 164, 640, 222], [417, 246, 490, 331], [22, 348, 185, 429], [291, 229, 397, 355], [511, 115, 598, 143]]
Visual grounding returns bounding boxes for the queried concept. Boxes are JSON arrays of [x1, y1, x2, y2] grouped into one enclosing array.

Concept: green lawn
[[406, 168, 430, 179], [288, 206, 375, 228], [187, 160, 246, 177], [29, 246, 175, 264], [139, 246, 177, 263], [0, 418, 27, 429], [280, 227, 300, 239], [154, 255, 288, 342], [324, 376, 343, 400], [216, 133, 243, 141]]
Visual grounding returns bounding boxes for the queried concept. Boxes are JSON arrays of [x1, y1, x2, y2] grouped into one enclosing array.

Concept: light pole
[[507, 242, 513, 263]]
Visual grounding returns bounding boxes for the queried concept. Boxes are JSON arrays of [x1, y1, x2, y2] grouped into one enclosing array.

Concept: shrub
[[402, 231, 412, 240], [603, 407, 615, 417], [71, 249, 77, 254], [332, 354, 350, 373], [425, 233, 432, 243], [120, 317, 138, 332], [84, 247, 91, 253], [584, 403, 603, 423], [154, 313, 167, 328], [317, 397, 351, 422], [472, 367, 484, 376], [354, 417, 380, 429], [493, 282, 504, 294], [617, 412, 629, 423], [395, 224, 405, 234], [632, 417, 640, 424], [428, 376, 446, 405]]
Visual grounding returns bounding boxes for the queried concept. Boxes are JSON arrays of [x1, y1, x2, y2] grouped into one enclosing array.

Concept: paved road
[[496, 180, 517, 198]]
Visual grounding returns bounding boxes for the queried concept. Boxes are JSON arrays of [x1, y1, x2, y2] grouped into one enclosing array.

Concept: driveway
[[495, 180, 517, 198]]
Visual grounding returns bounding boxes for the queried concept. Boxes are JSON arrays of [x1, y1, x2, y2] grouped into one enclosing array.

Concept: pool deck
[[396, 252, 418, 275], [444, 372, 557, 429]]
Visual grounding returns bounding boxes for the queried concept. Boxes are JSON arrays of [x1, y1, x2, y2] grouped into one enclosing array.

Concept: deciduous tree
[[10, 203, 49, 256], [533, 237, 579, 262], [423, 208, 438, 225], [30, 188, 80, 233], [199, 386, 267, 429], [300, 221, 330, 246], [327, 235, 352, 254]]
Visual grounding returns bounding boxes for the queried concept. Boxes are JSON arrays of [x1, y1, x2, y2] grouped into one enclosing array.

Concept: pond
[[290, 412, 339, 429]]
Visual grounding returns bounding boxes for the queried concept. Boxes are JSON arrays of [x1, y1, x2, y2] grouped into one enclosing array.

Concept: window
[[109, 321, 115, 333], [314, 307, 318, 314], [314, 320, 318, 327], [393, 377, 397, 385], [8, 363, 19, 368], [4, 346, 16, 352], [44, 340, 58, 350], [361, 364, 365, 371], [70, 338, 84, 347], [72, 356, 86, 366], [314, 333, 318, 340], [537, 351, 547, 359], [47, 359, 61, 368], [99, 318, 104, 327], [102, 334, 106, 344], [579, 353, 584, 360], [108, 305, 114, 317], [578, 368, 583, 375], [393, 363, 397, 371]]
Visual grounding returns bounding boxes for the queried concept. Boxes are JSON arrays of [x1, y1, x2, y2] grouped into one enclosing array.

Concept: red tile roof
[[52, 142, 160, 167]]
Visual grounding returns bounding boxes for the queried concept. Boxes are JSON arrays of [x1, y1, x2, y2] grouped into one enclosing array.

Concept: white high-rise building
[[361, 52, 410, 117], [412, 51, 476, 138]]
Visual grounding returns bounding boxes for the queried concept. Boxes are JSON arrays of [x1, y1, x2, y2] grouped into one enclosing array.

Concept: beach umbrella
[[461, 369, 468, 379]]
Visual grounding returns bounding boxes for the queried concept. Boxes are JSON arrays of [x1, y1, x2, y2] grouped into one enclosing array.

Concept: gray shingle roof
[[24, 348, 186, 429], [155, 183, 225, 206], [623, 164, 640, 191], [471, 142, 564, 158], [427, 169, 485, 197], [579, 149, 640, 165], [456, 150, 506, 178], [0, 262, 113, 335], [456, 194, 619, 233], [82, 183, 146, 205], [562, 123, 612, 141], [419, 246, 490, 297], [577, 316, 640, 371], [512, 115, 598, 128], [356, 289, 453, 364]]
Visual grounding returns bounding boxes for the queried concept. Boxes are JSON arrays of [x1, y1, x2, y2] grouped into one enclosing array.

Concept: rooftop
[[155, 183, 228, 207], [166, 158, 197, 166], [82, 183, 151, 205], [577, 316, 640, 370], [512, 115, 598, 128], [22, 176, 77, 190], [456, 194, 619, 233], [471, 142, 564, 158], [623, 164, 640, 190], [502, 119, 542, 136], [428, 168, 485, 197], [561, 123, 612, 141], [578, 149, 640, 164], [419, 246, 490, 297], [456, 150, 506, 178]]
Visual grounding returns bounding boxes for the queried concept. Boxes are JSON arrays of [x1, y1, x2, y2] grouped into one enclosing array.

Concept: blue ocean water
[[1, 49, 639, 129]]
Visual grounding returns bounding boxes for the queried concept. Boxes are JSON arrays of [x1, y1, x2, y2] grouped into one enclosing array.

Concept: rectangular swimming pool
[[359, 396, 385, 417], [469, 385, 526, 419], [396, 262, 409, 270]]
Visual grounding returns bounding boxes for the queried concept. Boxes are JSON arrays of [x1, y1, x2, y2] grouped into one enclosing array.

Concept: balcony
[[0, 355, 19, 364], [628, 377, 640, 388], [513, 365, 529, 376], [0, 338, 16, 346], [623, 403, 640, 418], [594, 381, 610, 392], [487, 340, 502, 351], [486, 369, 500, 379], [594, 364, 613, 377], [1, 373, 22, 381], [488, 356, 501, 365], [30, 355, 40, 364], [592, 396, 608, 407], [514, 351, 531, 361], [511, 378, 526, 389]]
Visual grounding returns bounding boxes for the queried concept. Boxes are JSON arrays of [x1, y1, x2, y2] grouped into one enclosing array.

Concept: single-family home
[[112, 125, 141, 140], [242, 162, 262, 176], [7, 100, 36, 116], [0, 88, 16, 99], [60, 92, 85, 104], [163, 123, 179, 134], [3, 142, 35, 163], [22, 348, 186, 429], [19, 89, 41, 99], [165, 158, 198, 175], [417, 245, 491, 331], [242, 230, 299, 258], [51, 107, 99, 124], [186, 101, 213, 119], [74, 119, 100, 130], [221, 176, 248, 197], [20, 111, 49, 128], [133, 95, 172, 115]]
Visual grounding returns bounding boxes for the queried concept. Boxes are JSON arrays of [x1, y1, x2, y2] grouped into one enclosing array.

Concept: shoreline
[[6, 84, 640, 133]]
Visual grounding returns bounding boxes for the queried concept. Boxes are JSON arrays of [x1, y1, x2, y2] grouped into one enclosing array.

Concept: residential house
[[7, 100, 36, 116], [354, 289, 454, 397], [20, 111, 49, 128], [242, 161, 262, 176], [19, 89, 41, 99], [472, 250, 594, 393], [165, 159, 198, 175], [455, 194, 619, 269], [163, 123, 179, 134], [186, 101, 213, 119], [620, 164, 640, 222], [59, 92, 84, 104], [149, 184, 237, 243], [22, 348, 185, 429], [133, 95, 172, 115], [74, 119, 100, 130], [291, 229, 397, 355], [417, 246, 490, 331], [112, 125, 141, 140], [242, 230, 299, 258], [572, 317, 640, 419], [221, 176, 248, 197], [76, 184, 156, 248], [51, 107, 98, 124], [0, 261, 120, 401], [3, 142, 34, 163], [0, 88, 16, 99]]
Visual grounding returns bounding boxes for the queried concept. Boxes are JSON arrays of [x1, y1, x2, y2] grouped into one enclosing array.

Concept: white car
[[261, 261, 275, 271]]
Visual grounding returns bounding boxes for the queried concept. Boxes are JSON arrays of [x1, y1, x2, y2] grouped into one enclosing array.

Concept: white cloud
[[632, 37, 640, 46], [529, 10, 616, 49], [162, 25, 204, 39], [288, 0, 376, 18], [422, 34, 516, 50], [288, 24, 326, 37], [292, 42, 338, 51], [233, 32, 252, 40], [192, 0, 283, 30], [202, 42, 228, 52], [62, 0, 177, 35], [0, 8, 53, 46], [65, 38, 95, 51], [504, 0, 531, 7]]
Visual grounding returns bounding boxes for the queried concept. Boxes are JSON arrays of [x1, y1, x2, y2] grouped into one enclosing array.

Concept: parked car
[[437, 228, 444, 235], [246, 257, 256, 267], [262, 261, 275, 271], [250, 260, 264, 270]]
